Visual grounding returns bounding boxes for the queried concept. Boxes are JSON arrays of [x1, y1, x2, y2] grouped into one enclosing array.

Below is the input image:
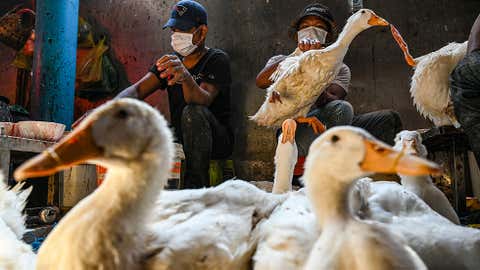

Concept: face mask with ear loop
[[297, 26, 328, 45], [171, 28, 200, 57]]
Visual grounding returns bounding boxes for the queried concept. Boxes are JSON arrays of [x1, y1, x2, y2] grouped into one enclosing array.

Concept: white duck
[[252, 132, 319, 270], [302, 126, 440, 270], [0, 175, 36, 270], [250, 9, 389, 139], [393, 130, 460, 224], [14, 98, 286, 270], [390, 25, 467, 127], [15, 98, 175, 270]]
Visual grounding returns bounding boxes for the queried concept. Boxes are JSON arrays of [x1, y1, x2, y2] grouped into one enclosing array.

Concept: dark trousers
[[293, 100, 403, 156], [450, 50, 480, 165], [181, 105, 233, 189], [352, 110, 403, 146]]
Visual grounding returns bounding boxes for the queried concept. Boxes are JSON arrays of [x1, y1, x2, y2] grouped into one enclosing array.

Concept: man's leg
[[450, 50, 480, 165], [294, 100, 354, 156], [181, 105, 232, 189], [352, 110, 403, 145], [468, 14, 480, 53]]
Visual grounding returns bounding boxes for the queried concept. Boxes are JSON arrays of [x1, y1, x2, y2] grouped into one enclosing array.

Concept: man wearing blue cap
[[114, 0, 233, 188]]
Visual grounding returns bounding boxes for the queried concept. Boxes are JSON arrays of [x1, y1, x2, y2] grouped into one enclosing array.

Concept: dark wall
[[1, 0, 479, 181], [0, 0, 33, 102]]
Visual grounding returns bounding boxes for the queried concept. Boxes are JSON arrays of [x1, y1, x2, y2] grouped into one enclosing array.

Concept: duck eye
[[361, 10, 366, 14], [331, 135, 340, 143], [116, 109, 129, 119]]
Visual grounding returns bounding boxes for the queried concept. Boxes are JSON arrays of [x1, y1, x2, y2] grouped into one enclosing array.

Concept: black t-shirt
[[149, 48, 232, 139]]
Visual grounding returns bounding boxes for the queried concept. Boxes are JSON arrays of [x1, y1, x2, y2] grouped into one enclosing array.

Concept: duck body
[[410, 41, 468, 127], [400, 175, 459, 224], [145, 180, 286, 270], [253, 189, 318, 270], [251, 9, 389, 128], [307, 218, 424, 270], [357, 178, 480, 270]]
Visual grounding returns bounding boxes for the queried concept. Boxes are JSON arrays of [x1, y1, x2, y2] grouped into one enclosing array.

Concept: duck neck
[[272, 140, 298, 194], [330, 19, 366, 55], [93, 155, 169, 224], [400, 174, 432, 189], [306, 170, 354, 227]]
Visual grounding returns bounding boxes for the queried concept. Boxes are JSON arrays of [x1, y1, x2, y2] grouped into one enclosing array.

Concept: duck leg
[[296, 116, 326, 135], [281, 119, 297, 144]]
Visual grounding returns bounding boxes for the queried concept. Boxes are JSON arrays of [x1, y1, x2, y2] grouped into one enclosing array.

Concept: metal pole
[[31, 0, 79, 128]]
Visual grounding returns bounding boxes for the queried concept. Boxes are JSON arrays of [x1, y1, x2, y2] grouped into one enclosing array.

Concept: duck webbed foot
[[281, 119, 297, 144], [296, 116, 326, 134]]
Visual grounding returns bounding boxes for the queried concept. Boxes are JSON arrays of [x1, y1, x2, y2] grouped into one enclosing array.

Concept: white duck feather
[[0, 174, 35, 270]]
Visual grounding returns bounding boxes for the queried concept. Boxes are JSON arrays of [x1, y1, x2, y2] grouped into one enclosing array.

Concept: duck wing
[[410, 41, 467, 127], [251, 49, 341, 128]]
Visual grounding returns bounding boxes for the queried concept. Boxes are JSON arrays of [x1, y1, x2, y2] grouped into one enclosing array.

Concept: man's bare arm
[[256, 56, 287, 89], [116, 73, 163, 100]]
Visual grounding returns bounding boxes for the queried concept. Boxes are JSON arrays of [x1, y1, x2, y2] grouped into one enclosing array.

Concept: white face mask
[[171, 30, 198, 57], [297, 26, 328, 45]]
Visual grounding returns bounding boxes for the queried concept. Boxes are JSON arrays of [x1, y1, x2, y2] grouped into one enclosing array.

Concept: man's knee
[[181, 105, 209, 128], [377, 110, 402, 131], [327, 100, 354, 116]]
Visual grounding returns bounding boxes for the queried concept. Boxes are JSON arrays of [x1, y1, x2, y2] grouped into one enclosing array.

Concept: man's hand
[[316, 91, 330, 107], [298, 39, 324, 52], [156, 55, 191, 86]]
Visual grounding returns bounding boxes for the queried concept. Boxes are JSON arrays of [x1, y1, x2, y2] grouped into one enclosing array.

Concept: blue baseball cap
[[163, 0, 208, 31]]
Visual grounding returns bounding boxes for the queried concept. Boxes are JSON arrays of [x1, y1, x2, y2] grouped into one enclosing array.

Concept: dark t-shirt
[[149, 48, 232, 139]]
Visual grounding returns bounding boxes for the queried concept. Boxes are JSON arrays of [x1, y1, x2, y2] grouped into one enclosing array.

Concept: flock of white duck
[[0, 8, 478, 270]]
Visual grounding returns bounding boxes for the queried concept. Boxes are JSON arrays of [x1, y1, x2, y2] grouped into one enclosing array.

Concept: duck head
[[14, 98, 174, 181], [304, 126, 441, 184], [393, 130, 428, 158], [349, 9, 389, 30]]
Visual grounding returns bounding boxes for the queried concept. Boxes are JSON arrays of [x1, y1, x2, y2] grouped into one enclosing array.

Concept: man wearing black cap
[[113, 0, 233, 188], [257, 3, 402, 157]]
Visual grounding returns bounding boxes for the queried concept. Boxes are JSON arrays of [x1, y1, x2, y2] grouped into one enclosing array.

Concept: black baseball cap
[[163, 0, 208, 31], [289, 3, 338, 43]]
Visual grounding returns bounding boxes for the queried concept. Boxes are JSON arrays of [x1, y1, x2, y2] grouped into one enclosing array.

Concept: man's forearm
[[181, 75, 213, 105], [115, 85, 139, 99], [256, 56, 287, 89]]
